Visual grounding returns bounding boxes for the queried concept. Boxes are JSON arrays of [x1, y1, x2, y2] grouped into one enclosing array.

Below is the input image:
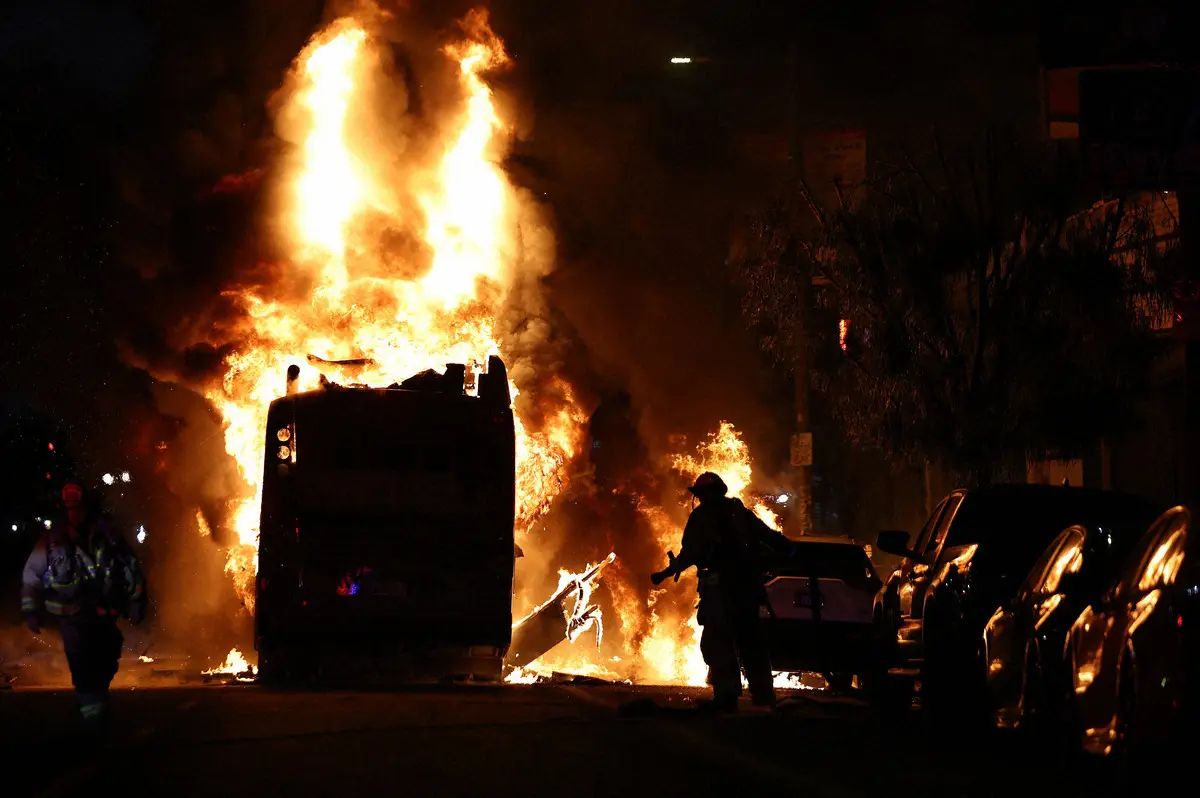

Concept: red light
[[45, 473, 51, 480], [1179, 615, 1184, 628], [47, 443, 54, 451]]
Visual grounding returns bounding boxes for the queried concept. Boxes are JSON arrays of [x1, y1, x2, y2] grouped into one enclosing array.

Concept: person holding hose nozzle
[[652, 472, 794, 713], [21, 482, 146, 736]]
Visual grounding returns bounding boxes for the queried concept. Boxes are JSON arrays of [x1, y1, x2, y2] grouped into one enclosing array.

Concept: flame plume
[[203, 10, 583, 622], [533, 421, 777, 687], [671, 421, 780, 530]]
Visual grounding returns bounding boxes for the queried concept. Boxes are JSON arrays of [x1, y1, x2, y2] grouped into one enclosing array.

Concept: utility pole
[[1177, 189, 1200, 512], [786, 41, 814, 535]]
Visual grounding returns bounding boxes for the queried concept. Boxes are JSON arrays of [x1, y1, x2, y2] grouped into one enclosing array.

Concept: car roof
[[959, 483, 1156, 505], [791, 535, 863, 547]]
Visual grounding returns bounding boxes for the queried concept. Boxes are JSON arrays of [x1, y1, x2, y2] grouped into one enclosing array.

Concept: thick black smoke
[[491, 0, 791, 469]]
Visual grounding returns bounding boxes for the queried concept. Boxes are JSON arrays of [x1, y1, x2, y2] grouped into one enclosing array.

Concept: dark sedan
[[1065, 505, 1200, 763], [982, 521, 1143, 736], [874, 484, 1163, 724]]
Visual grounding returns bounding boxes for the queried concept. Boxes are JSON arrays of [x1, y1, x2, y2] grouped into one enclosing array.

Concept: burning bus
[[254, 355, 516, 683]]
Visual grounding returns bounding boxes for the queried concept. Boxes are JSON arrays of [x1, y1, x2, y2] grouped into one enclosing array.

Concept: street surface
[[0, 681, 1105, 798]]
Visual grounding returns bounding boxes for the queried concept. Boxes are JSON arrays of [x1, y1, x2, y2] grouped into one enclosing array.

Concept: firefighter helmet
[[61, 482, 84, 508], [688, 472, 728, 498]]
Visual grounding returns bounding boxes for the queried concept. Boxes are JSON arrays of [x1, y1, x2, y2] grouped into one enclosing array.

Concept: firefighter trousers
[[697, 586, 774, 707], [59, 616, 123, 727]]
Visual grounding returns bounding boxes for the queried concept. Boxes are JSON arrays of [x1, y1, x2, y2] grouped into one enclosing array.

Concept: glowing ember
[[504, 656, 625, 685], [138, 655, 154, 663], [200, 10, 583, 613], [773, 671, 821, 691], [504, 667, 542, 684]]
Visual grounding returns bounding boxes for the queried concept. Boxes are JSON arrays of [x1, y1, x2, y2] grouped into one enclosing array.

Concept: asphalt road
[[1, 682, 1105, 798]]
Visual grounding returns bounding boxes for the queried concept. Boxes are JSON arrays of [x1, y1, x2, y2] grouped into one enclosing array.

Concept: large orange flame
[[204, 11, 583, 629], [528, 421, 778, 687], [671, 421, 781, 530], [197, 9, 787, 690]]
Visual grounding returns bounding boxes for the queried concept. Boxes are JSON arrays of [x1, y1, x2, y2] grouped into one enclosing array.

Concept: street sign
[[790, 432, 813, 468]]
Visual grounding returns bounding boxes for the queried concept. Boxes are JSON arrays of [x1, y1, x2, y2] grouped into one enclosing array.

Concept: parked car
[[874, 484, 1163, 722], [982, 520, 1148, 736], [1066, 505, 1199, 764], [760, 536, 883, 691]]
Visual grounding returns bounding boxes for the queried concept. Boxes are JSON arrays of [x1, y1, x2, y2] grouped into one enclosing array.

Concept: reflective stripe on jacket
[[20, 520, 145, 618]]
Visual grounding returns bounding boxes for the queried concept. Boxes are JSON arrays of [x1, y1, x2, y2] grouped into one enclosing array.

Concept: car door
[[910, 491, 965, 621], [896, 497, 950, 620], [1123, 509, 1190, 734], [1071, 509, 1185, 752], [984, 527, 1078, 722]]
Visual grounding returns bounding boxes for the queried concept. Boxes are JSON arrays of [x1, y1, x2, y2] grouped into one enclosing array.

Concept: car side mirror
[[876, 530, 916, 559]]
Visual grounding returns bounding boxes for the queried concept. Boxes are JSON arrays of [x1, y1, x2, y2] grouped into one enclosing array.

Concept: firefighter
[[651, 472, 792, 713], [21, 482, 146, 733]]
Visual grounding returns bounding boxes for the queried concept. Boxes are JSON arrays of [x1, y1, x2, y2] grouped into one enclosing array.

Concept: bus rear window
[[292, 407, 493, 474]]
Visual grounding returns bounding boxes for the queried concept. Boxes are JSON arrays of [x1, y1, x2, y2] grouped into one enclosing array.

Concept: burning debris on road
[[505, 553, 616, 676], [202, 648, 257, 684]]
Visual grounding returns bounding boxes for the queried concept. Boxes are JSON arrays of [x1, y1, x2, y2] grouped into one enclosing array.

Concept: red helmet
[[61, 483, 84, 508], [688, 472, 728, 498]]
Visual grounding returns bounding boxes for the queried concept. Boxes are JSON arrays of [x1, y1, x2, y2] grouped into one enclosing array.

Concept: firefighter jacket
[[20, 518, 146, 620], [676, 497, 791, 589]]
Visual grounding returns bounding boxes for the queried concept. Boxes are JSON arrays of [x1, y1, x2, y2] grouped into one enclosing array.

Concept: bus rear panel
[[255, 362, 516, 682]]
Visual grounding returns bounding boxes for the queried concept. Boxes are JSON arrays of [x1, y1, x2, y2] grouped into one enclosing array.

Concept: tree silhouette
[[734, 136, 1175, 484]]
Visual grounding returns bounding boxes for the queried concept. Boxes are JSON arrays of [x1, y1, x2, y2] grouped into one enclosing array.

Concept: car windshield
[[1078, 525, 1146, 593], [942, 488, 1162, 575]]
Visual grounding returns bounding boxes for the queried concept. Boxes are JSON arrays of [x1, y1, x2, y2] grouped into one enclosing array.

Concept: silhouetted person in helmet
[[651, 472, 793, 712], [21, 482, 146, 734]]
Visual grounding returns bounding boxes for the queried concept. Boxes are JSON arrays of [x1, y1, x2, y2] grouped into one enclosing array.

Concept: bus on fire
[[253, 356, 516, 683]]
